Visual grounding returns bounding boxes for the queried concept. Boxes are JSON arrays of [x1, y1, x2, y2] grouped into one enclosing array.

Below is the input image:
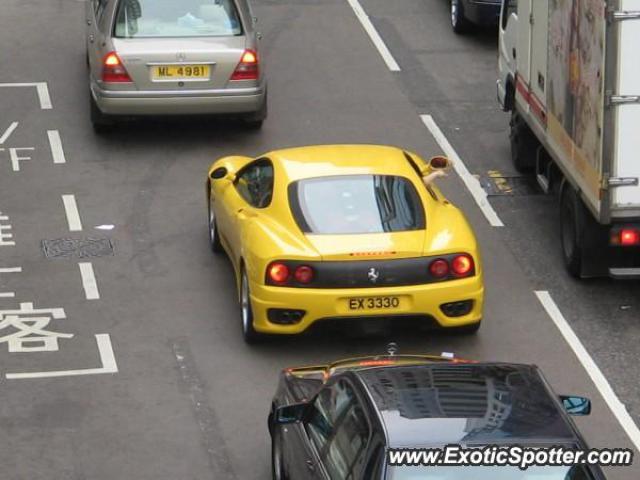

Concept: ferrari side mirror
[[429, 155, 450, 170], [210, 167, 228, 180]]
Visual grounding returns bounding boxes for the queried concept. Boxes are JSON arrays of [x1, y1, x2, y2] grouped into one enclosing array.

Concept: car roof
[[355, 363, 579, 448], [267, 145, 421, 182]]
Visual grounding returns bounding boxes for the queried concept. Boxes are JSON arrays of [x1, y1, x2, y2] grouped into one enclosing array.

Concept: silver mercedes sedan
[[86, 0, 267, 132]]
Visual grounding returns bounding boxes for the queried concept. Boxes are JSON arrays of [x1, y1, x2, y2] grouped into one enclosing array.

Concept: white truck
[[497, 0, 640, 278]]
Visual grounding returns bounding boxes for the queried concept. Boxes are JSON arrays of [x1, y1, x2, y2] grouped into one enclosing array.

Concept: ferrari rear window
[[289, 175, 425, 235], [114, 0, 243, 38]]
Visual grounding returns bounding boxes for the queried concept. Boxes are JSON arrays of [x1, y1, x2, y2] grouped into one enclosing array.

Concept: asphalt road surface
[[0, 0, 638, 479]]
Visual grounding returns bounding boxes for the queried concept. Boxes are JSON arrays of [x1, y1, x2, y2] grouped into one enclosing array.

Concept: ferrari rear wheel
[[241, 269, 263, 344], [449, 320, 481, 335], [208, 198, 223, 254]]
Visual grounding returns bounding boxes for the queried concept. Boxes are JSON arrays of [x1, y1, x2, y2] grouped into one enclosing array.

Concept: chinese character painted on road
[[0, 211, 14, 246], [0, 302, 73, 352]]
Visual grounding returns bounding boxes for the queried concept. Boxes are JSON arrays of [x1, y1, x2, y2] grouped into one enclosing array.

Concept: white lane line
[[0, 267, 22, 273], [535, 291, 640, 450], [62, 194, 83, 232], [79, 262, 100, 300], [0, 82, 52, 109], [420, 114, 505, 227], [0, 292, 15, 298], [47, 130, 66, 164], [0, 122, 18, 144], [36, 83, 52, 109], [6, 334, 118, 379], [346, 0, 400, 72]]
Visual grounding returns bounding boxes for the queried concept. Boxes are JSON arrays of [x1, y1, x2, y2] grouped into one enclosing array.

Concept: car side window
[[362, 443, 385, 480], [305, 380, 370, 479], [234, 159, 274, 208]]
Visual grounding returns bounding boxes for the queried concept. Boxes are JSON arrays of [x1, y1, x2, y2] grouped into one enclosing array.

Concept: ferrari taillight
[[451, 254, 474, 277], [429, 259, 450, 278], [294, 265, 314, 284], [267, 262, 290, 284]]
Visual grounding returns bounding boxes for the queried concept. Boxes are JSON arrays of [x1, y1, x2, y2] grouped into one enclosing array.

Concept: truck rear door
[[612, 0, 640, 209]]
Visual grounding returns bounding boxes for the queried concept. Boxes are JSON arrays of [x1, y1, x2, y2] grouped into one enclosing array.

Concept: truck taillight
[[612, 228, 640, 246], [230, 49, 259, 81], [102, 52, 132, 83]]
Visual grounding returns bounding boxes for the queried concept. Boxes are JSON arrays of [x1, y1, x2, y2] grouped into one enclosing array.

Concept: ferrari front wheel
[[240, 269, 263, 344]]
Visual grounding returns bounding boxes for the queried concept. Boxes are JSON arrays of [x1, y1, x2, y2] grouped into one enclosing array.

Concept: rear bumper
[[248, 276, 484, 334], [463, 0, 501, 26], [91, 82, 266, 116]]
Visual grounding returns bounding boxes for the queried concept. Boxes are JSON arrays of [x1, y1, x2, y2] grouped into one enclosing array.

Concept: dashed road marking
[[0, 122, 18, 145], [47, 130, 66, 164], [346, 0, 400, 72], [420, 114, 505, 227], [0, 292, 15, 298], [79, 262, 100, 300], [536, 291, 640, 451], [0, 82, 52, 109], [0, 267, 22, 273], [62, 194, 83, 232], [6, 334, 118, 379]]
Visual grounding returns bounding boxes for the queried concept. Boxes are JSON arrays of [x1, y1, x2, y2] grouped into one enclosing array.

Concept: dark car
[[450, 0, 502, 33], [268, 352, 604, 479]]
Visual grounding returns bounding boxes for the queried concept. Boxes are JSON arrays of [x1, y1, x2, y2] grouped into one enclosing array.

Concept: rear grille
[[265, 255, 475, 289]]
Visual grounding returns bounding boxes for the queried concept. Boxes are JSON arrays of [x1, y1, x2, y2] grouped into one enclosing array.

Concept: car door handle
[[305, 460, 315, 472]]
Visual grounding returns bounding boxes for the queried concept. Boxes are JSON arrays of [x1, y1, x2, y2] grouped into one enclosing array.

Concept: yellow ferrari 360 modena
[[206, 145, 484, 343]]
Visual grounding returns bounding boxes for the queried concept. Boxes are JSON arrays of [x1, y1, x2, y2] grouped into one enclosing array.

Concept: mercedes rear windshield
[[114, 0, 243, 38]]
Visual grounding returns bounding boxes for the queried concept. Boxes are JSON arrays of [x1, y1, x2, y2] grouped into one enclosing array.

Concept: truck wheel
[[560, 186, 584, 278], [509, 110, 538, 173], [451, 0, 470, 34]]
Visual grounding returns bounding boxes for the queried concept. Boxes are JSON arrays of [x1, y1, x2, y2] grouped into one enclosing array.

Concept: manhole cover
[[42, 238, 114, 259], [481, 173, 541, 197]]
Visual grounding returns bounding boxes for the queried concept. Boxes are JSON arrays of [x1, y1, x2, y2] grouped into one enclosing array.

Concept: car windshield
[[114, 0, 243, 38], [387, 465, 592, 480], [289, 175, 425, 235]]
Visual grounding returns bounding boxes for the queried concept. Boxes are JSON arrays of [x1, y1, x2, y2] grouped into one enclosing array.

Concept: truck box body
[[498, 0, 640, 277]]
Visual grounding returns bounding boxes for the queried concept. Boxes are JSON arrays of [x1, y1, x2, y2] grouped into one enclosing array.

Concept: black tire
[[240, 269, 264, 344], [509, 110, 539, 173], [560, 186, 584, 278], [451, 0, 470, 34], [243, 93, 268, 130], [271, 428, 286, 480], [90, 93, 115, 134], [449, 321, 481, 335], [207, 196, 223, 254]]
